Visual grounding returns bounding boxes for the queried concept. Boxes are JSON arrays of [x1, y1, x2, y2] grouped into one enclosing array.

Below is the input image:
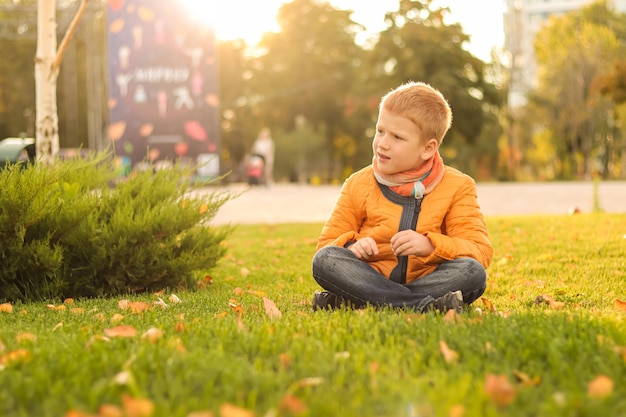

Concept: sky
[[180, 0, 505, 62]]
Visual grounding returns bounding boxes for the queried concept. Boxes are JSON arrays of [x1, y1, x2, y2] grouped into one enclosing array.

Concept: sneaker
[[312, 290, 346, 311], [432, 290, 464, 314]]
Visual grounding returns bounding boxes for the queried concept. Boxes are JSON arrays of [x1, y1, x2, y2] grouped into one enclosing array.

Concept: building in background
[[107, 0, 220, 178], [504, 0, 626, 108]]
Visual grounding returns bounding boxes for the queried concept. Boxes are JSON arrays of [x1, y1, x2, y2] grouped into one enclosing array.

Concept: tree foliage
[[531, 1, 626, 179]]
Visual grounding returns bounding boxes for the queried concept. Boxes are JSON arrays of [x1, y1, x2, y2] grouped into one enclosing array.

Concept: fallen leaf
[[263, 297, 282, 320], [153, 298, 169, 309], [121, 394, 154, 417], [175, 322, 186, 333], [219, 403, 255, 417], [481, 297, 496, 312], [279, 352, 291, 371], [128, 302, 152, 314], [46, 304, 66, 311], [513, 369, 541, 386], [104, 326, 137, 338], [485, 373, 516, 407], [240, 268, 250, 278], [141, 327, 164, 343], [536, 294, 565, 309], [63, 298, 74, 305], [113, 370, 132, 385], [0, 348, 31, 366], [614, 299, 626, 312], [0, 303, 13, 313], [588, 375, 614, 399], [439, 340, 459, 364], [229, 299, 245, 315], [98, 404, 124, 417], [111, 313, 125, 324], [280, 394, 307, 415], [169, 294, 181, 304]]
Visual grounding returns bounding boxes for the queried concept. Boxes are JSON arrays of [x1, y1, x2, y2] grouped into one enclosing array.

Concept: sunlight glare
[[177, 0, 283, 44]]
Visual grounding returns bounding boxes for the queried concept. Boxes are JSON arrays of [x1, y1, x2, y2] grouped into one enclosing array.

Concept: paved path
[[207, 181, 626, 225]]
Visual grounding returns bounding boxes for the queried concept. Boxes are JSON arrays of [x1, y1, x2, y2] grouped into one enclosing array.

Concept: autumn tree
[[531, 1, 624, 179]]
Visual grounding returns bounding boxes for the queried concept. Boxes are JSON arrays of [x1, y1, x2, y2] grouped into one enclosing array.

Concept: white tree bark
[[35, 0, 87, 165], [35, 0, 59, 165]]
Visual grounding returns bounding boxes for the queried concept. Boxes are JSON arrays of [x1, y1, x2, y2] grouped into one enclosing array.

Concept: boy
[[311, 81, 493, 313]]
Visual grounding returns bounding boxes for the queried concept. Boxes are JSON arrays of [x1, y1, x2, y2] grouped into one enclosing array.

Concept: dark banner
[[106, 0, 220, 177]]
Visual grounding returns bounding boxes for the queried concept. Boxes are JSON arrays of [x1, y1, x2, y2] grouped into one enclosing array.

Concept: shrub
[[0, 154, 232, 302]]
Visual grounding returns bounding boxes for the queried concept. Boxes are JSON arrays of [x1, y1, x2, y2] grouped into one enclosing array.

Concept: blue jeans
[[312, 246, 486, 311]]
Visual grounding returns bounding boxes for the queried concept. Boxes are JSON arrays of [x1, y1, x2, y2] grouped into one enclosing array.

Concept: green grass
[[1, 214, 626, 417]]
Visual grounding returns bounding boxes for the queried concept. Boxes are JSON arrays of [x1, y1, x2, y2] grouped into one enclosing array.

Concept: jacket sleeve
[[316, 175, 366, 250], [419, 177, 493, 268]]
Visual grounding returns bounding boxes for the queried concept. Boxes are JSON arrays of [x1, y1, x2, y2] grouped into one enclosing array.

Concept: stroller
[[245, 154, 265, 185]]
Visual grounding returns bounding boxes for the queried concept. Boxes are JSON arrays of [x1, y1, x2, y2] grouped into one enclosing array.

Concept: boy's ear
[[421, 138, 439, 159]]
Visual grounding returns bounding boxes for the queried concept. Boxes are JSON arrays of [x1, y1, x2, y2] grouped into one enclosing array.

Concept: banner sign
[[106, 0, 220, 177]]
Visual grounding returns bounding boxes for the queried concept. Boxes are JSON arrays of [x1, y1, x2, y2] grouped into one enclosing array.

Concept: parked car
[[0, 137, 36, 170]]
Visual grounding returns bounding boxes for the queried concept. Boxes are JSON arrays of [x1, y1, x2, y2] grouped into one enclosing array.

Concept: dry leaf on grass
[[588, 375, 614, 399], [0, 303, 13, 313], [439, 340, 459, 364], [263, 297, 282, 320], [121, 394, 155, 417], [614, 299, 626, 312], [103, 326, 137, 338], [280, 394, 307, 414], [484, 373, 516, 407], [219, 403, 255, 417], [0, 348, 31, 367]]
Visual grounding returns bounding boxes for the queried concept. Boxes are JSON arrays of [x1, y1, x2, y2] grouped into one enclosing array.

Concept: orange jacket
[[317, 165, 493, 283]]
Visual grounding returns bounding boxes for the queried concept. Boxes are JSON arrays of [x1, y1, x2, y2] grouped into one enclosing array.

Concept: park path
[[206, 181, 626, 225]]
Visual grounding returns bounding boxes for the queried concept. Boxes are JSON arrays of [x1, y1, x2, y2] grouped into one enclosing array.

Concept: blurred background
[[1, 0, 625, 184]]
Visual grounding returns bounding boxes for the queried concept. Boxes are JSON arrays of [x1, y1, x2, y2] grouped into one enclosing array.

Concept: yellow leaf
[[588, 375, 614, 399], [439, 340, 459, 364], [485, 374, 516, 407], [263, 297, 282, 320], [513, 369, 541, 386], [63, 298, 74, 305], [103, 326, 137, 338], [0, 303, 13, 313], [168, 294, 181, 304]]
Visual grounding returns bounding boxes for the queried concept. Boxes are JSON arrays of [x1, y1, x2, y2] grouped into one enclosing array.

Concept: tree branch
[[52, 0, 87, 73]]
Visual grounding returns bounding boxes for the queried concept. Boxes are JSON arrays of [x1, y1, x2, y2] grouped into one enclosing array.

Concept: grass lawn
[[1, 213, 625, 417]]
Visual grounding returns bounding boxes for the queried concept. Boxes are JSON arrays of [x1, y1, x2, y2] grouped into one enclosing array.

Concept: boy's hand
[[348, 237, 379, 260], [391, 230, 434, 257]]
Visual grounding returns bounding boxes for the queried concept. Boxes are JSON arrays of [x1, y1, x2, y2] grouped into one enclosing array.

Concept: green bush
[[0, 155, 232, 302]]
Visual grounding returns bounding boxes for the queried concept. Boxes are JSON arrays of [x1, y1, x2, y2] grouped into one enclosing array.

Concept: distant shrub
[[0, 154, 232, 302]]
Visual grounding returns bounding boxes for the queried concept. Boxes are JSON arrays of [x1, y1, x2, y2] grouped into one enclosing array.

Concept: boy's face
[[373, 108, 431, 175]]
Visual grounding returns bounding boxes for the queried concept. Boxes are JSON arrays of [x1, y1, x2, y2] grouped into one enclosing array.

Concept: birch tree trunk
[[35, 0, 87, 165], [35, 0, 59, 165]]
